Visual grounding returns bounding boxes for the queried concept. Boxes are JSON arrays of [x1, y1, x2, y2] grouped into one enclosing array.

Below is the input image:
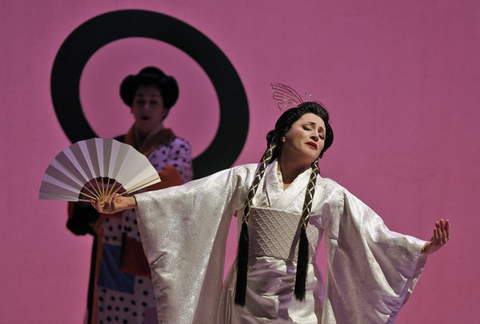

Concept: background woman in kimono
[[67, 67, 193, 324], [91, 92, 449, 323]]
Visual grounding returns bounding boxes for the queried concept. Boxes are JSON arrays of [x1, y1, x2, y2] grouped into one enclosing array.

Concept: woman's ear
[[161, 108, 170, 120]]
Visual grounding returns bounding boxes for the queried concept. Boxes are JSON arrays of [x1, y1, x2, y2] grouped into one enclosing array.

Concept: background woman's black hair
[[120, 66, 179, 109]]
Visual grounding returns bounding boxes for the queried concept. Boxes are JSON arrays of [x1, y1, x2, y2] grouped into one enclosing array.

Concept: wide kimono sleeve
[[322, 188, 428, 324], [134, 165, 254, 324]]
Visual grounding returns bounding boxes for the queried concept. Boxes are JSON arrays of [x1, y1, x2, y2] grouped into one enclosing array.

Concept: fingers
[[433, 227, 439, 244], [439, 219, 450, 244], [435, 221, 442, 244], [89, 193, 127, 214], [104, 193, 116, 214], [423, 219, 451, 255], [434, 219, 450, 245], [444, 220, 450, 244], [90, 198, 101, 212], [106, 194, 112, 214], [90, 193, 114, 214]]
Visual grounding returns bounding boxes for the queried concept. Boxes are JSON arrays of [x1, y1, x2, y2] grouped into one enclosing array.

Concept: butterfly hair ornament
[[271, 82, 312, 111]]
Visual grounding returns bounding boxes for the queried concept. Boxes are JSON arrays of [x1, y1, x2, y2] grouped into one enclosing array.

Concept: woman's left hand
[[421, 219, 450, 255]]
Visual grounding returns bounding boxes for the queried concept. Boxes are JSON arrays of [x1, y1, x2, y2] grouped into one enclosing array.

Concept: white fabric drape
[[135, 161, 427, 323]]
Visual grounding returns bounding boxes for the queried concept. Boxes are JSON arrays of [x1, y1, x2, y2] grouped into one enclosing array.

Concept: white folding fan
[[39, 138, 161, 202]]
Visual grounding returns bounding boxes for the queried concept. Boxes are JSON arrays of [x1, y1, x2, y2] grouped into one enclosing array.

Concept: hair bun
[[120, 67, 179, 109]]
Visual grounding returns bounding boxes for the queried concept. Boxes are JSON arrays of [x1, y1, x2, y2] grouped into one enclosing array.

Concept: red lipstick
[[306, 142, 317, 150]]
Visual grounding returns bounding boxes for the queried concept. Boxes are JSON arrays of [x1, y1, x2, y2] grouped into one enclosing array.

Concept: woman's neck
[[278, 157, 310, 190], [135, 124, 164, 146]]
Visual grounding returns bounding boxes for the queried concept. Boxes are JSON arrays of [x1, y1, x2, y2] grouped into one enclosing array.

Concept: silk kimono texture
[[135, 161, 428, 323]]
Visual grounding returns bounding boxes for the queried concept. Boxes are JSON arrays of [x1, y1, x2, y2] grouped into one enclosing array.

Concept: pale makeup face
[[131, 84, 168, 136], [281, 113, 326, 166]]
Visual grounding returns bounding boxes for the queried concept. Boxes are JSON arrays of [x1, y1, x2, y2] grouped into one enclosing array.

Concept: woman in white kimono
[[92, 92, 450, 323]]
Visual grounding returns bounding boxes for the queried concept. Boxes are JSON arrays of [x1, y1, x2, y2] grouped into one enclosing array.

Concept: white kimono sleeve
[[322, 189, 428, 324], [134, 166, 254, 324]]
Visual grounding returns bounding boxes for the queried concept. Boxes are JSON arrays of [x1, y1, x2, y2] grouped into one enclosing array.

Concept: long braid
[[294, 159, 319, 300], [234, 141, 277, 306]]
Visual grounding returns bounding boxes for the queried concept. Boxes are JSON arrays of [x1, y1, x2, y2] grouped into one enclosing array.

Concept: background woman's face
[[131, 84, 168, 136]]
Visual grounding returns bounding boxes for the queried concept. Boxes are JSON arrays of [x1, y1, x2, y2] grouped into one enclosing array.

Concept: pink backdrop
[[1, 1, 479, 323]]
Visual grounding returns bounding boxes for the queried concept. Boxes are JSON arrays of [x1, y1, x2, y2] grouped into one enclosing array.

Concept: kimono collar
[[262, 160, 312, 210], [124, 124, 175, 156]]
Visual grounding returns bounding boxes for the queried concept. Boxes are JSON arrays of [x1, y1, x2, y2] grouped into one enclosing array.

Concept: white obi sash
[[248, 207, 320, 263]]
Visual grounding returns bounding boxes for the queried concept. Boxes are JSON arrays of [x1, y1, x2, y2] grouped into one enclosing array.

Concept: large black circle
[[51, 10, 249, 178]]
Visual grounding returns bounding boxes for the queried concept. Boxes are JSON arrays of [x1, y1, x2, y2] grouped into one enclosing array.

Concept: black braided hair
[[295, 158, 319, 300], [234, 101, 334, 306], [234, 140, 277, 306]]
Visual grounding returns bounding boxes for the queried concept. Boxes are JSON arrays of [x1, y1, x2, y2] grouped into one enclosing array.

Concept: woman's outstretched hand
[[90, 193, 137, 214], [421, 219, 450, 255]]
